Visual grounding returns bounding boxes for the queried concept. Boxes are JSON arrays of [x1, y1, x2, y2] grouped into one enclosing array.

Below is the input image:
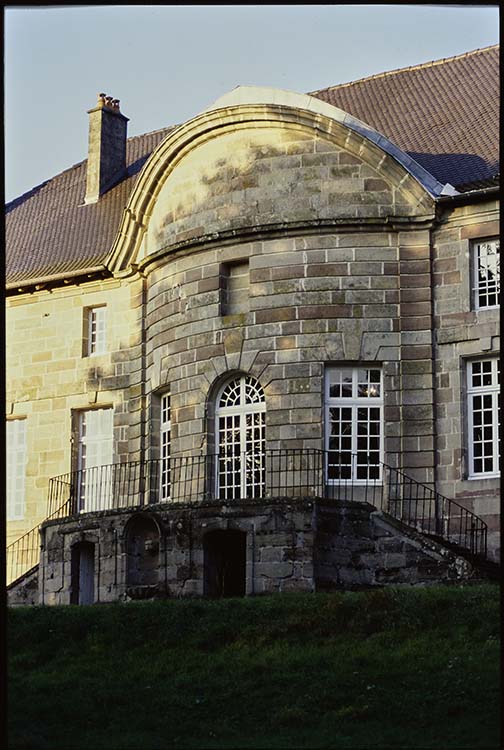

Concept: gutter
[[436, 185, 500, 206]]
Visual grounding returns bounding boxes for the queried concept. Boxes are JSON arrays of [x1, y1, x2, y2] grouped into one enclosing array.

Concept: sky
[[4, 4, 499, 203]]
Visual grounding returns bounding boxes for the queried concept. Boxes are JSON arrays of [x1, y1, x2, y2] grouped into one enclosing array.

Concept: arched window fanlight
[[215, 375, 265, 500]]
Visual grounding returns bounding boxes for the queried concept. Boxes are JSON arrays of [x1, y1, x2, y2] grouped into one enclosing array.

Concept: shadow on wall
[[407, 152, 498, 188]]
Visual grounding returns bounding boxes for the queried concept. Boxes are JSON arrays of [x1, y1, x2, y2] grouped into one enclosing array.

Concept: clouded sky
[[5, 4, 499, 203]]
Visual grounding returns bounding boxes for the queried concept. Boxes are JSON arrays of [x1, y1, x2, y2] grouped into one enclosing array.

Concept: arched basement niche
[[203, 529, 247, 598], [125, 515, 160, 588]]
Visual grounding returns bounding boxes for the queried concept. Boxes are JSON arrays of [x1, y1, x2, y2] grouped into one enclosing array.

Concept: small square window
[[473, 239, 500, 310], [84, 306, 107, 356], [220, 261, 249, 316]]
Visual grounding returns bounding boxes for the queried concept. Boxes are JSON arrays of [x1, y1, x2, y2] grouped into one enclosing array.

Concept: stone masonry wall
[[34, 500, 474, 607], [142, 124, 433, 259], [145, 227, 436, 485], [432, 199, 500, 560], [6, 277, 143, 545], [142, 121, 437, 490], [315, 502, 473, 588], [38, 501, 316, 605]]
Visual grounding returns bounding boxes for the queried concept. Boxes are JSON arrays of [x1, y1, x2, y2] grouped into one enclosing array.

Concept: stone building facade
[[6, 47, 500, 603]]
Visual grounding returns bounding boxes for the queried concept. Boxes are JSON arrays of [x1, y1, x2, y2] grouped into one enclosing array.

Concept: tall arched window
[[215, 375, 265, 500]]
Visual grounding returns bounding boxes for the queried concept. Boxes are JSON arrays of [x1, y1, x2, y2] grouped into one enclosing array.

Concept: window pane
[[88, 307, 107, 355], [77, 408, 113, 511], [326, 367, 383, 483], [467, 358, 499, 477], [475, 239, 500, 309], [7, 420, 26, 520], [216, 375, 265, 499]]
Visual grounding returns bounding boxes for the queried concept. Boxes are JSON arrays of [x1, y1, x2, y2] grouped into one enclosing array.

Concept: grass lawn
[[8, 585, 500, 749]]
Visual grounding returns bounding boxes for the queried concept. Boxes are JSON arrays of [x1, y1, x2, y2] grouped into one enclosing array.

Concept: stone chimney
[[84, 93, 129, 204]]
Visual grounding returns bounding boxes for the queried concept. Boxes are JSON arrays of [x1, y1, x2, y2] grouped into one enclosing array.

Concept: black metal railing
[[46, 450, 326, 515], [44, 450, 487, 561], [7, 497, 72, 586]]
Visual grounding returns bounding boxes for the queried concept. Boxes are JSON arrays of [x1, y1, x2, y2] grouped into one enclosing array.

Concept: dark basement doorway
[[70, 541, 95, 605], [203, 529, 246, 597]]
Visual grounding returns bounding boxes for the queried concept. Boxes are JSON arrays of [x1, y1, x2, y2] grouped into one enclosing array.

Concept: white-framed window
[[467, 358, 500, 478], [473, 239, 500, 310], [160, 392, 171, 501], [325, 367, 383, 483], [85, 306, 107, 355], [216, 375, 265, 499], [7, 419, 27, 520], [76, 408, 114, 511]]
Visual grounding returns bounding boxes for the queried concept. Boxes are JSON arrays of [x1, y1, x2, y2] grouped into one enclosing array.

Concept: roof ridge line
[[308, 44, 499, 95]]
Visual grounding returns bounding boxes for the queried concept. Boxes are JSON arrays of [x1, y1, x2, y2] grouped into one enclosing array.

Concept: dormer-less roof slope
[[6, 127, 174, 287], [6, 45, 499, 289], [310, 45, 499, 190]]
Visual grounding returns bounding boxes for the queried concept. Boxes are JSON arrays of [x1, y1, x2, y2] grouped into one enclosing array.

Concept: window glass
[[216, 375, 265, 499], [467, 359, 500, 478], [86, 306, 107, 355], [77, 408, 113, 511], [326, 367, 383, 483], [7, 419, 27, 520], [474, 239, 500, 309], [160, 393, 171, 501]]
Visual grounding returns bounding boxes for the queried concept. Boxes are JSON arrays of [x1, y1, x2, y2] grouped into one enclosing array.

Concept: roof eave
[[435, 184, 500, 206], [6, 265, 111, 294]]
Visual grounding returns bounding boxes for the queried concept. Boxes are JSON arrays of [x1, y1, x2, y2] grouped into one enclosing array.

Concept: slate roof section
[[6, 127, 174, 286], [310, 45, 499, 190], [6, 46, 499, 288]]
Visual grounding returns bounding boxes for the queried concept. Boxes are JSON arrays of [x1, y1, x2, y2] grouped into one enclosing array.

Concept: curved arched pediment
[[108, 88, 441, 273]]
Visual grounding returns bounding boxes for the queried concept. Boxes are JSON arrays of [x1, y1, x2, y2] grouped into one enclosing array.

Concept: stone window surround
[[215, 374, 266, 500], [83, 304, 107, 357], [465, 356, 500, 480], [324, 365, 384, 485], [472, 237, 500, 311], [71, 406, 114, 512]]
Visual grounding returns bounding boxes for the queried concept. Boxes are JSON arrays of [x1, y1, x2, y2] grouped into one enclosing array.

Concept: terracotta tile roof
[[6, 46, 499, 287], [310, 45, 499, 190], [6, 127, 174, 287]]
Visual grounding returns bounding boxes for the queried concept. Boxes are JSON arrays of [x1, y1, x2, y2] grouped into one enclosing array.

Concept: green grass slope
[[8, 585, 500, 749]]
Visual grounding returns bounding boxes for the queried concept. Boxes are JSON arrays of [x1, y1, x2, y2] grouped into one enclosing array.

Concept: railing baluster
[[9, 448, 489, 587]]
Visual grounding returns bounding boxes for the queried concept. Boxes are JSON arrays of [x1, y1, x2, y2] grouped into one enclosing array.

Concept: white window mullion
[[87, 306, 107, 356], [326, 367, 383, 484], [467, 358, 500, 478], [216, 375, 265, 500], [492, 394, 499, 475], [77, 408, 114, 511], [473, 239, 500, 310], [160, 393, 171, 501], [7, 419, 27, 521]]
